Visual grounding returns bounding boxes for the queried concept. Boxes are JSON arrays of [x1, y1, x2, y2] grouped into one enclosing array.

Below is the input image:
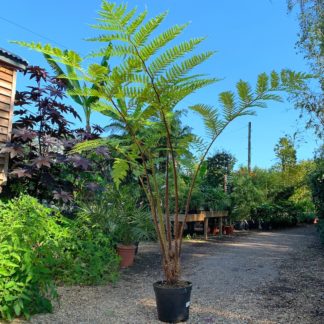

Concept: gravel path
[[10, 225, 324, 323]]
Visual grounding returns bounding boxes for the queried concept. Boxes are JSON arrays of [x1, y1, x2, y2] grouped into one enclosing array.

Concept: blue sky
[[0, 0, 320, 168]]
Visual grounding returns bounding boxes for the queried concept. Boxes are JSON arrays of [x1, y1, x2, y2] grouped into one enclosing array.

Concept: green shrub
[[54, 219, 120, 285], [0, 195, 67, 320], [77, 185, 156, 244], [297, 212, 316, 223], [309, 156, 324, 242], [252, 201, 300, 229], [0, 195, 120, 321]]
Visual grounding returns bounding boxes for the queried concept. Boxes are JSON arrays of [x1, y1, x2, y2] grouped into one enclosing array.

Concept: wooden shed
[[0, 48, 28, 187]]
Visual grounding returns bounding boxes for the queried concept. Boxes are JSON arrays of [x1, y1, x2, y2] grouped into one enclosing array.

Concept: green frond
[[88, 63, 109, 81], [65, 64, 83, 91], [54, 50, 83, 70], [68, 88, 102, 99], [87, 32, 130, 43], [120, 6, 138, 28], [126, 73, 151, 85], [90, 101, 121, 121], [99, 2, 128, 26], [256, 73, 269, 95], [236, 80, 253, 104], [112, 158, 129, 188], [190, 104, 220, 138], [149, 37, 207, 77], [89, 22, 122, 32], [105, 121, 127, 134], [43, 54, 64, 76], [219, 91, 236, 121], [122, 85, 146, 99], [260, 94, 283, 102], [270, 71, 279, 89], [71, 139, 108, 154], [279, 69, 311, 91], [139, 23, 188, 61], [191, 135, 208, 156], [133, 11, 168, 46], [163, 78, 217, 105], [163, 51, 215, 84], [12, 41, 83, 70], [126, 10, 147, 35], [136, 105, 157, 120]]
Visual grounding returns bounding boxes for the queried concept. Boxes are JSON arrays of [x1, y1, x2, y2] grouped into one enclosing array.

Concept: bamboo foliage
[[15, 1, 311, 284]]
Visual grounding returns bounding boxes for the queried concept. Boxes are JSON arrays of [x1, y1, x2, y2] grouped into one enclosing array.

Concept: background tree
[[274, 135, 297, 172], [204, 151, 236, 188], [287, 0, 324, 137], [309, 145, 324, 241]]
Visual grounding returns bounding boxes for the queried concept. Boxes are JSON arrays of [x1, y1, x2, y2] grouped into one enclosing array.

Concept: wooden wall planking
[[0, 63, 16, 186]]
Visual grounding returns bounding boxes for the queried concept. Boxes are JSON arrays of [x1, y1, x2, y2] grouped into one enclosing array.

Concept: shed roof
[[0, 48, 28, 70]]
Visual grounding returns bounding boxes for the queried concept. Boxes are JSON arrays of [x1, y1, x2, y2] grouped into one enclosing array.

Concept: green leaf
[[270, 71, 279, 89], [190, 104, 220, 138], [13, 302, 21, 316], [127, 10, 147, 35], [133, 11, 168, 46], [4, 281, 16, 289], [140, 23, 188, 61], [256, 73, 269, 95], [88, 64, 108, 81], [219, 91, 235, 110], [150, 38, 206, 76], [236, 80, 252, 103], [112, 158, 129, 188]]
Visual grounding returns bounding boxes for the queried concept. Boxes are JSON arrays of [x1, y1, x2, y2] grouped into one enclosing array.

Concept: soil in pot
[[153, 280, 192, 323], [116, 244, 136, 268]]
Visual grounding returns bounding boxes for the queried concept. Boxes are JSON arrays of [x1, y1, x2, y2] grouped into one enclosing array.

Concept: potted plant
[[17, 1, 309, 321], [108, 185, 154, 268]]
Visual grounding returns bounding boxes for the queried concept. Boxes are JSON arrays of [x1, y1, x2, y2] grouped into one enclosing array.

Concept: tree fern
[[13, 1, 311, 286]]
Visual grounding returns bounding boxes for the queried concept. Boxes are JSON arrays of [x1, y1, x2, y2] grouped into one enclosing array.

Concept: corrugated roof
[[0, 48, 28, 70]]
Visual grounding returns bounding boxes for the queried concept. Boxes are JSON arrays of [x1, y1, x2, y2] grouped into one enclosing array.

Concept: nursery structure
[[0, 48, 28, 186]]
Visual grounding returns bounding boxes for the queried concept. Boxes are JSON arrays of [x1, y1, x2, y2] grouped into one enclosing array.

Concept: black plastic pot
[[153, 281, 192, 323]]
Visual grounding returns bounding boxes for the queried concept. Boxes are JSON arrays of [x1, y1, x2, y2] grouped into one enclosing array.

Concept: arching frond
[[139, 23, 188, 61], [112, 158, 129, 188], [12, 42, 83, 70], [71, 138, 109, 154], [126, 10, 147, 35], [149, 38, 206, 76], [162, 51, 215, 84], [133, 11, 168, 46], [190, 104, 221, 139]]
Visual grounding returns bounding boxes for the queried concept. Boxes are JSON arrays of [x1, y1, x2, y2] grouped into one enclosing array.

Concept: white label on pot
[[186, 301, 190, 307]]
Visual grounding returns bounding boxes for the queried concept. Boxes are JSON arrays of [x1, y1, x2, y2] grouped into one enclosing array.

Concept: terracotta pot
[[212, 226, 219, 235], [224, 225, 233, 235], [117, 244, 136, 268]]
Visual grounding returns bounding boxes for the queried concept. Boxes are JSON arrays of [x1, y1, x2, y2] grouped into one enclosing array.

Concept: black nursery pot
[[153, 281, 192, 323]]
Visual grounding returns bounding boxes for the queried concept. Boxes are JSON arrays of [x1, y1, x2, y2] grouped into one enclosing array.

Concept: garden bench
[[171, 211, 228, 239]]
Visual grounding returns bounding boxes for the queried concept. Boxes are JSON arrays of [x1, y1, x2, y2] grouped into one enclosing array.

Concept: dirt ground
[[12, 224, 324, 323]]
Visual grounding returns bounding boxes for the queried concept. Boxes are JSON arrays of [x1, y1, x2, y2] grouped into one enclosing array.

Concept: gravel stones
[[8, 225, 324, 324]]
